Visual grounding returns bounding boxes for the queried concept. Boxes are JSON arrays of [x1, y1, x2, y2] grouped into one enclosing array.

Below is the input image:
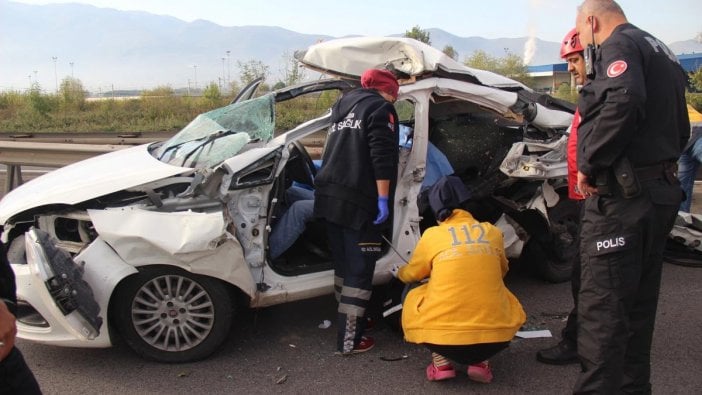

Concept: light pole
[[221, 57, 226, 90], [52, 56, 58, 93], [192, 64, 198, 92], [226, 50, 231, 87], [69, 62, 74, 78]]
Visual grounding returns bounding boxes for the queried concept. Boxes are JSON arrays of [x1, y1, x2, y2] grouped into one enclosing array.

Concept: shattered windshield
[[154, 94, 275, 168]]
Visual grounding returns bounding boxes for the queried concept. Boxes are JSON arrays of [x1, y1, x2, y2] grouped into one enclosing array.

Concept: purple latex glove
[[373, 196, 389, 225]]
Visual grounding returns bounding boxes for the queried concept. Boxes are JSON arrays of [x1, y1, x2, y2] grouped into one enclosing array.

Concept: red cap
[[361, 69, 399, 98], [560, 28, 584, 59]]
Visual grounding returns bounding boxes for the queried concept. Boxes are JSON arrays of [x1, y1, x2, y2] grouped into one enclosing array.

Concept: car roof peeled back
[[294, 36, 528, 90]]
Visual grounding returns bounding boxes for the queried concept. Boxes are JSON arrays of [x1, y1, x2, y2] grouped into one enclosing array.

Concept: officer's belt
[[634, 162, 677, 182]]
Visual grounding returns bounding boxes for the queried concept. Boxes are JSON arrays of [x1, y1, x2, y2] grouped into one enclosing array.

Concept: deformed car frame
[[0, 37, 580, 362]]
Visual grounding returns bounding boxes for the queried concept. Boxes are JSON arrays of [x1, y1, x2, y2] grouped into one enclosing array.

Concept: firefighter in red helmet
[[536, 27, 586, 366]]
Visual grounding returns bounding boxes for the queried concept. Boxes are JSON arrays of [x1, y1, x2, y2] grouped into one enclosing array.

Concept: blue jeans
[[677, 138, 702, 212], [269, 186, 315, 259]]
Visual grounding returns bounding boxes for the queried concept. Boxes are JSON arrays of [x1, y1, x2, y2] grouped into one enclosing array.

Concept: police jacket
[[314, 88, 399, 230], [397, 209, 526, 345], [577, 23, 690, 177], [0, 241, 17, 316]]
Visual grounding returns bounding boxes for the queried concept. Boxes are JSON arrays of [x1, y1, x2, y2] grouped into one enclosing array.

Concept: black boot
[[536, 340, 578, 365]]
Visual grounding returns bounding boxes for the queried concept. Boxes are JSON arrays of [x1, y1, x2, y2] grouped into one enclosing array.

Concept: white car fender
[[88, 207, 258, 298]]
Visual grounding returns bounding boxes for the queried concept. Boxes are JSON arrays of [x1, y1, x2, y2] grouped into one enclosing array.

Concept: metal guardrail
[[0, 132, 177, 193], [0, 131, 176, 145]]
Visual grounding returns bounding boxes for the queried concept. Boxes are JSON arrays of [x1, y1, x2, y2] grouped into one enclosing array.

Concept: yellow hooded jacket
[[397, 209, 526, 345]]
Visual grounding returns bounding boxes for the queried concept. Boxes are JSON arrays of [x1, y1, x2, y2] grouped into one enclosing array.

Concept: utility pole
[[226, 50, 231, 87], [221, 57, 226, 91], [192, 64, 198, 92], [52, 56, 58, 93]]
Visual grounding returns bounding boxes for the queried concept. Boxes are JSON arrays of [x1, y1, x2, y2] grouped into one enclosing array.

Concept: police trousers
[[573, 179, 681, 394], [325, 222, 382, 353], [562, 200, 584, 347]]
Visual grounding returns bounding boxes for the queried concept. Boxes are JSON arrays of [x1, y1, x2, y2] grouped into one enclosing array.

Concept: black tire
[[663, 239, 702, 267], [527, 198, 580, 283], [113, 266, 234, 363]]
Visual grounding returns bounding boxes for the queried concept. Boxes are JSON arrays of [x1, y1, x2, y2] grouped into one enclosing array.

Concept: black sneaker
[[536, 341, 578, 365]]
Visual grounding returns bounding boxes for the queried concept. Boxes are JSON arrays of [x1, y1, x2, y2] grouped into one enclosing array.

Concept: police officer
[[573, 1, 690, 393], [314, 68, 399, 355], [536, 27, 587, 366]]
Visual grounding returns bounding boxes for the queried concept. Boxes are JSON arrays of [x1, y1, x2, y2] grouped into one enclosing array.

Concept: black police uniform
[[575, 23, 690, 394], [314, 88, 399, 354], [0, 241, 42, 394]]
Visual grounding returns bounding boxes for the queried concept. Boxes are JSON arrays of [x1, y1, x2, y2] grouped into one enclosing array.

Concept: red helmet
[[560, 28, 584, 59]]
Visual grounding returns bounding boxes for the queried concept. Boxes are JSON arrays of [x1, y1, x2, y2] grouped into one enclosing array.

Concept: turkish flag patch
[[606, 60, 628, 78], [387, 112, 395, 130]]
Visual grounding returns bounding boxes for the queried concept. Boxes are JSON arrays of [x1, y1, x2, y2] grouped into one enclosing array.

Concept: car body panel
[[88, 207, 257, 297], [16, 232, 137, 348], [297, 36, 527, 89], [0, 144, 190, 223]]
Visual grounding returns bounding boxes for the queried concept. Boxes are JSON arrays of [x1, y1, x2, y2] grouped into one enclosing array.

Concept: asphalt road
[[16, 259, 702, 395], [4, 173, 702, 394]]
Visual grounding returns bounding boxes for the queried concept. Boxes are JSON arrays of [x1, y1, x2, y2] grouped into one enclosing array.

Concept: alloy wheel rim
[[131, 275, 215, 352]]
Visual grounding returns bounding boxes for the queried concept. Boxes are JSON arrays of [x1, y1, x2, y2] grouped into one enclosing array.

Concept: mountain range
[[1, 0, 701, 94]]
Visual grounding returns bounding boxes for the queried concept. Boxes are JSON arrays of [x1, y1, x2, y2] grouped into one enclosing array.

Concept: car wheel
[[113, 266, 233, 363], [527, 198, 580, 283], [663, 239, 702, 267]]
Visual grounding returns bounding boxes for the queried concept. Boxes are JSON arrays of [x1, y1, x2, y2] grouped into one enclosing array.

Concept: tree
[[59, 77, 86, 109], [238, 59, 270, 86], [690, 67, 702, 92], [141, 85, 175, 97], [404, 25, 431, 45], [499, 51, 534, 86], [442, 45, 458, 61], [27, 83, 56, 115], [279, 51, 306, 87], [464, 50, 499, 71], [464, 50, 534, 86], [202, 82, 222, 102]]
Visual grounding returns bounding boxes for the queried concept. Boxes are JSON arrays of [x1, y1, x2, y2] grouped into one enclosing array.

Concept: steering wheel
[[288, 140, 317, 187]]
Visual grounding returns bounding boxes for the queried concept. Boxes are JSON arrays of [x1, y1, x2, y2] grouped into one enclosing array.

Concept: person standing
[[677, 105, 702, 213], [0, 240, 42, 394], [536, 27, 587, 366], [573, 1, 690, 393], [314, 68, 399, 355], [394, 176, 525, 383]]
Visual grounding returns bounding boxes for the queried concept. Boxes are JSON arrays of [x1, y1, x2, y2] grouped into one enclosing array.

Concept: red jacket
[[568, 109, 585, 200]]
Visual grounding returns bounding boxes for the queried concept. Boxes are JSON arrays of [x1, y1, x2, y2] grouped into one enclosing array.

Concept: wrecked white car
[[1, 37, 578, 362]]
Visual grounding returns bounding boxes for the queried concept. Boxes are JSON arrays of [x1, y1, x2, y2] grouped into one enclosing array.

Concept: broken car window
[[154, 94, 275, 168]]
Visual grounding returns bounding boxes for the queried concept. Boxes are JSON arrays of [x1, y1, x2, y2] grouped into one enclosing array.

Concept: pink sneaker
[[467, 361, 493, 383], [426, 363, 456, 381]]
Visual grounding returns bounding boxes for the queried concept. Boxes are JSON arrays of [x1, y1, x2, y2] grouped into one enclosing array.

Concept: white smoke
[[523, 26, 538, 66], [523, 0, 543, 66]]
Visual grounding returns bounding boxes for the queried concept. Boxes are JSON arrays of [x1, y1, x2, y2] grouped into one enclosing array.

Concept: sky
[[11, 0, 702, 44]]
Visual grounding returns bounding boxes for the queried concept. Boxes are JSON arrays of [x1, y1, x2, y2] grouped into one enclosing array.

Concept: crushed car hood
[[296, 36, 526, 89], [0, 144, 190, 223]]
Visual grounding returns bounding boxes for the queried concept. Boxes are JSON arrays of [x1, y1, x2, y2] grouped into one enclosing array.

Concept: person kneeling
[[393, 176, 526, 383]]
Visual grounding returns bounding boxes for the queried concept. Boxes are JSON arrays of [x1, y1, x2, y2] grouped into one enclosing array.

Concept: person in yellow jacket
[[394, 175, 526, 383]]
